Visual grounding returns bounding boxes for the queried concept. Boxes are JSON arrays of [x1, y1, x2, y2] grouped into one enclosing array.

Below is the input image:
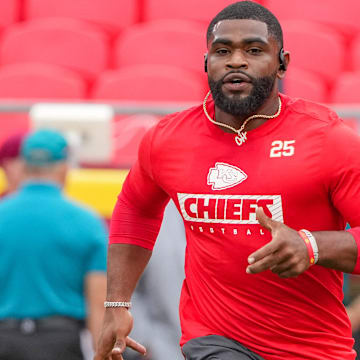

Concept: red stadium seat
[[92, 65, 207, 102], [282, 67, 328, 103], [330, 72, 360, 104], [114, 20, 206, 75], [267, 0, 360, 39], [281, 21, 345, 86], [351, 35, 360, 72], [0, 63, 87, 100], [143, 0, 264, 24], [24, 0, 138, 34], [0, 0, 20, 29], [0, 18, 109, 79], [0, 113, 30, 147], [111, 114, 160, 167]]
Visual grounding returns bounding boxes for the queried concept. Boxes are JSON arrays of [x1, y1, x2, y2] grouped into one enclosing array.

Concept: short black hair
[[207, 1, 283, 47]]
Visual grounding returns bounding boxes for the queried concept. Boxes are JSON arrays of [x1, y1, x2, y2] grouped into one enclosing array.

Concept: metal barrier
[[0, 100, 359, 119], [0, 100, 359, 216]]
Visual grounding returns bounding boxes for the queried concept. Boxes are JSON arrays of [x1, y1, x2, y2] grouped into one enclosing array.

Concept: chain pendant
[[202, 91, 282, 147], [235, 132, 247, 146]]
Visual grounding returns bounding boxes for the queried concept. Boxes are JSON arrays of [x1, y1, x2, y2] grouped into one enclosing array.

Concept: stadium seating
[[282, 67, 328, 103], [24, 0, 138, 34], [331, 72, 360, 104], [266, 0, 360, 40], [0, 0, 20, 30], [0, 61, 87, 149], [114, 20, 206, 75], [281, 20, 345, 86], [0, 18, 109, 79], [143, 0, 265, 24], [351, 34, 360, 72], [112, 114, 160, 167], [92, 64, 207, 102], [0, 63, 87, 99], [0, 62, 86, 154], [0, 0, 357, 157]]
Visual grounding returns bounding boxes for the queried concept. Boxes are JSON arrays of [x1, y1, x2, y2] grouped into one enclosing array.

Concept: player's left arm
[[247, 118, 360, 278], [246, 207, 357, 277]]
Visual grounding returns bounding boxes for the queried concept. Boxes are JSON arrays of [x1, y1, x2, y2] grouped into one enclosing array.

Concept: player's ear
[[278, 49, 290, 79]]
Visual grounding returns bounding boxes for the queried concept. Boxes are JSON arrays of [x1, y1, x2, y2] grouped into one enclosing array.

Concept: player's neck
[[214, 92, 280, 133]]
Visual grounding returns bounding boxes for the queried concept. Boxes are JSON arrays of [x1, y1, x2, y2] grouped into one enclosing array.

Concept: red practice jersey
[[110, 94, 360, 360]]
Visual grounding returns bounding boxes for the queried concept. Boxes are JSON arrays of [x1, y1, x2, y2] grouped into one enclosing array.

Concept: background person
[[0, 132, 26, 197], [0, 129, 107, 360]]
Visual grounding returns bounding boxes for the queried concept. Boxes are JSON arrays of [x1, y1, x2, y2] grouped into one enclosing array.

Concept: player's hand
[[246, 207, 311, 278], [94, 307, 146, 360]]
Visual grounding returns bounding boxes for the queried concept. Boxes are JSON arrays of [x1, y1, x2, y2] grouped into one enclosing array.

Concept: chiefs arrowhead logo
[[207, 162, 247, 190]]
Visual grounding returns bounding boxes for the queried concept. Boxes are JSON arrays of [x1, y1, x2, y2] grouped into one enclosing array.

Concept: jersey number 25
[[270, 140, 296, 158]]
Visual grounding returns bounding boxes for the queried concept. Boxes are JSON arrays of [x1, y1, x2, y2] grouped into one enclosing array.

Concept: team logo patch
[[207, 162, 247, 190]]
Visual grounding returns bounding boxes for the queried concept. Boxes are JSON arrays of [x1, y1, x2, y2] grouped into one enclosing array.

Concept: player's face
[[207, 19, 281, 116]]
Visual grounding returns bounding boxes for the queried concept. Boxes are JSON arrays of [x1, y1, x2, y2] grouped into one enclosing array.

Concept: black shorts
[[182, 335, 265, 360]]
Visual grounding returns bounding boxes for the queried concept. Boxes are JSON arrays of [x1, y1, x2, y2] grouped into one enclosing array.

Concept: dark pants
[[0, 317, 84, 360], [354, 330, 360, 359], [182, 335, 265, 360]]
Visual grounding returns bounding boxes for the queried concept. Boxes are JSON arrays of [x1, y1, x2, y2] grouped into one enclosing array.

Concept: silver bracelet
[[104, 301, 132, 309], [301, 229, 319, 264]]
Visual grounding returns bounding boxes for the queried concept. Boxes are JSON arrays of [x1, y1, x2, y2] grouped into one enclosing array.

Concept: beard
[[208, 70, 278, 117]]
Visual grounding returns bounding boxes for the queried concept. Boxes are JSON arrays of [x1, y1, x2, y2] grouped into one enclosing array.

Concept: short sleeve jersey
[[0, 182, 107, 320], [110, 94, 360, 360]]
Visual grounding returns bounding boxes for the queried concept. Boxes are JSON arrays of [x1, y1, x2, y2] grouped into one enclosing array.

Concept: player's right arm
[[94, 244, 151, 360], [94, 125, 170, 360]]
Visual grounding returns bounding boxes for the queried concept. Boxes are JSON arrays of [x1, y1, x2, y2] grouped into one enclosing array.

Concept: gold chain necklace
[[203, 90, 282, 146]]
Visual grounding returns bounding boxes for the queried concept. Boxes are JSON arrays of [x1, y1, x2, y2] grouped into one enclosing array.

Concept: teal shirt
[[0, 181, 107, 319]]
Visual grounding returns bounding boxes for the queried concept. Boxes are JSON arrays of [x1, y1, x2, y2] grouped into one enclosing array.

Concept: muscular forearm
[[93, 243, 150, 359], [314, 230, 357, 273], [106, 243, 152, 301]]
